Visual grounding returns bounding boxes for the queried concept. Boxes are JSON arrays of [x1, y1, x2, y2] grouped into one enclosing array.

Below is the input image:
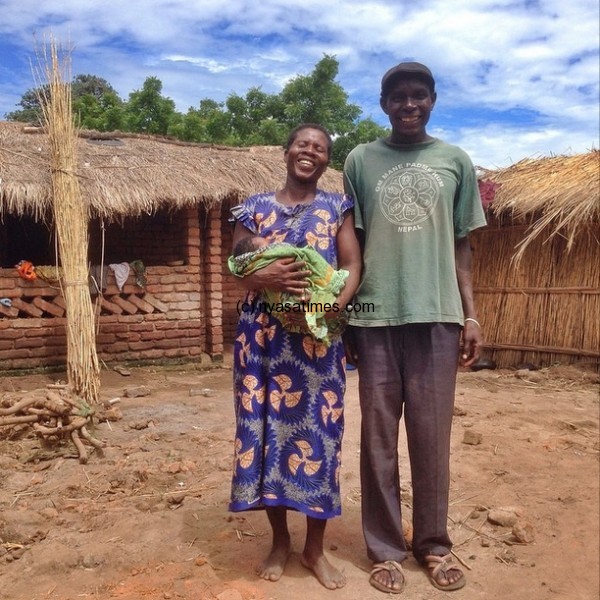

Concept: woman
[[228, 123, 361, 590]]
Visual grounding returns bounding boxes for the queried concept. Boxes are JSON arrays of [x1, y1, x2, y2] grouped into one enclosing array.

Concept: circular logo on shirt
[[378, 167, 439, 226]]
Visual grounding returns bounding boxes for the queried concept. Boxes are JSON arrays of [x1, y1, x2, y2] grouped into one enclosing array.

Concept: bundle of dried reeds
[[36, 39, 100, 404]]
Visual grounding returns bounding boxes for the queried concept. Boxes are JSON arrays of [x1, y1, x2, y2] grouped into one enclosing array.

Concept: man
[[343, 62, 486, 593]]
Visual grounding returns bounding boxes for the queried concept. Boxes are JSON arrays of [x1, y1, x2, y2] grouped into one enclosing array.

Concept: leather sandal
[[425, 553, 466, 591], [369, 560, 406, 594]]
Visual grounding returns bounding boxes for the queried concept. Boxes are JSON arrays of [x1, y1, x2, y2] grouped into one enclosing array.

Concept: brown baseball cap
[[381, 62, 435, 96]]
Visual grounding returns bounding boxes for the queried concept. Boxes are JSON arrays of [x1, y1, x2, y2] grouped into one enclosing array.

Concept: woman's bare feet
[[300, 552, 346, 590], [256, 542, 291, 582], [259, 506, 291, 581]]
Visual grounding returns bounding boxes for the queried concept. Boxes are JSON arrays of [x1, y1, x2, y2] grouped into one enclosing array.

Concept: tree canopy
[[5, 55, 388, 169]]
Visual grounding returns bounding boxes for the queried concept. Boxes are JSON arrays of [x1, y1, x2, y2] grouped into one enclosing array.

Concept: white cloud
[[0, 0, 597, 167]]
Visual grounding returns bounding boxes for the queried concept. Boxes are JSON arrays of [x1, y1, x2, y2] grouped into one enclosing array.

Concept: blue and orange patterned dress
[[229, 190, 353, 520]]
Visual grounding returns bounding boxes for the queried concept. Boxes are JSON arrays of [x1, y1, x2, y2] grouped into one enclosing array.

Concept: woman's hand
[[231, 222, 310, 295], [245, 257, 311, 296]]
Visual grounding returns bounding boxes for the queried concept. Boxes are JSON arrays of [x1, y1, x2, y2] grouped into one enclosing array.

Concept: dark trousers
[[353, 323, 461, 564]]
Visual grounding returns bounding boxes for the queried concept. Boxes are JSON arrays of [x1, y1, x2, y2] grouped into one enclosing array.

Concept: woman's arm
[[334, 212, 362, 311]]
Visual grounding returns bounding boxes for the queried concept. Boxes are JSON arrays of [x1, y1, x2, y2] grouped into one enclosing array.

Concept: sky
[[0, 0, 598, 169]]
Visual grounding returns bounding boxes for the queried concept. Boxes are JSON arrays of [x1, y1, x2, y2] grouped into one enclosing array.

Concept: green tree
[[331, 118, 389, 170], [73, 91, 125, 131], [6, 74, 124, 128], [278, 54, 361, 136], [71, 74, 125, 131], [124, 77, 179, 135], [5, 86, 48, 124], [178, 99, 232, 144], [70, 74, 118, 101]]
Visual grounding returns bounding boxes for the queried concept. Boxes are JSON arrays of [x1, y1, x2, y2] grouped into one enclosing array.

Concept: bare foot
[[256, 544, 291, 582], [300, 553, 346, 590]]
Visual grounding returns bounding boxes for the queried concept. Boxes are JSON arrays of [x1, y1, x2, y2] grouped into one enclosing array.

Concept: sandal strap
[[371, 560, 405, 576], [427, 553, 459, 579]]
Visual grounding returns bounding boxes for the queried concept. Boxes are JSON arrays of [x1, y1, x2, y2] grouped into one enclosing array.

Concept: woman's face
[[284, 128, 330, 184]]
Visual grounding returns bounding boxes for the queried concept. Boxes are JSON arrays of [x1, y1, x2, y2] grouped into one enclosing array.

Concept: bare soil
[[0, 357, 598, 600]]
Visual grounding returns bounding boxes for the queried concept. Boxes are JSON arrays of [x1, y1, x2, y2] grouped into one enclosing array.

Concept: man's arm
[[455, 235, 483, 367]]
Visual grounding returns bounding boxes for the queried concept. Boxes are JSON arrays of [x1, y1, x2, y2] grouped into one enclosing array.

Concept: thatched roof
[[479, 150, 599, 253], [0, 121, 343, 220]]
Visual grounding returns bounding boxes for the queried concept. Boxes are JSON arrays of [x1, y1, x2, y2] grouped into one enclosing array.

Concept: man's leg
[[402, 323, 461, 566], [354, 326, 407, 563]]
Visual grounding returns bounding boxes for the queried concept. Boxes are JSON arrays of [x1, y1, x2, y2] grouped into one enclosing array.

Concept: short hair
[[284, 123, 333, 158], [233, 236, 262, 257]]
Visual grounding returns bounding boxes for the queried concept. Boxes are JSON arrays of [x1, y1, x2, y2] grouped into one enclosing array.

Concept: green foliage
[[73, 91, 125, 131], [5, 86, 47, 124], [5, 55, 386, 166], [331, 118, 389, 170], [71, 74, 118, 100], [123, 77, 177, 135], [278, 55, 361, 135], [6, 74, 122, 128]]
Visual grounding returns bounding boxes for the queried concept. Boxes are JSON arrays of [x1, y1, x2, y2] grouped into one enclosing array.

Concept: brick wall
[[221, 207, 245, 345], [0, 206, 214, 372], [0, 264, 205, 371]]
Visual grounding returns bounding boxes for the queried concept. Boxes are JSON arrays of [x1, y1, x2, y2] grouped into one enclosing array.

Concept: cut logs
[[0, 386, 106, 464]]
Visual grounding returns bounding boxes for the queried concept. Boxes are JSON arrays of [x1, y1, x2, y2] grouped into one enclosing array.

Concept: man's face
[[380, 78, 437, 144]]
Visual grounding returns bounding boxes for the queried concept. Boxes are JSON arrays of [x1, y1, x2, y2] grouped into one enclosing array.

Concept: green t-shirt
[[343, 137, 486, 326]]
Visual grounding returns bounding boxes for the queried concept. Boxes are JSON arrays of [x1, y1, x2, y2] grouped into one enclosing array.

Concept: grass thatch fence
[[473, 151, 599, 370]]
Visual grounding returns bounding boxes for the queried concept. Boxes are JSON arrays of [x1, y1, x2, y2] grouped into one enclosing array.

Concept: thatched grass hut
[[0, 121, 343, 219], [473, 151, 599, 371], [0, 121, 344, 371]]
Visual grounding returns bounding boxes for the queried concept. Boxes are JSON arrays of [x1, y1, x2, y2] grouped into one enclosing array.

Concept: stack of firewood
[[0, 385, 105, 463]]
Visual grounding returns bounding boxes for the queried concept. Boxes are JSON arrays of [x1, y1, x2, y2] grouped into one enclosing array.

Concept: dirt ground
[[0, 355, 598, 600]]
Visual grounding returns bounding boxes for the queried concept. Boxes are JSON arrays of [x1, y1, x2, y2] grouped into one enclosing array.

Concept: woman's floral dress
[[229, 190, 353, 519]]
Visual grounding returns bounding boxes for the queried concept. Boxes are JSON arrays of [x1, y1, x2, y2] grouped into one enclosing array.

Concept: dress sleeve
[[337, 193, 354, 225], [230, 197, 258, 233]]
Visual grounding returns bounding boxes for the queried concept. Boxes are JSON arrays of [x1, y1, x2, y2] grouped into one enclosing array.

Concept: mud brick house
[[0, 122, 343, 372]]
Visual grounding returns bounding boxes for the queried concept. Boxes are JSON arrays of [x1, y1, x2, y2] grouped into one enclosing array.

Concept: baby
[[229, 236, 349, 345]]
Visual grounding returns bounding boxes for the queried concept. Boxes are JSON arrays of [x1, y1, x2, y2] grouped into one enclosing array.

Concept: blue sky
[[0, 0, 598, 169]]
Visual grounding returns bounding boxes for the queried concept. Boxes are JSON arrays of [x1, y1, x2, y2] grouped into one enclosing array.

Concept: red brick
[[100, 297, 123, 315], [11, 298, 43, 317], [142, 294, 169, 313], [126, 295, 156, 314], [111, 296, 138, 315], [32, 297, 66, 317]]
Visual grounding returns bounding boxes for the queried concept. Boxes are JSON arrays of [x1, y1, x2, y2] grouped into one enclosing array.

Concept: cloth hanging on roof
[[129, 260, 147, 288], [89, 265, 109, 296], [15, 260, 36, 281], [109, 262, 130, 292]]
